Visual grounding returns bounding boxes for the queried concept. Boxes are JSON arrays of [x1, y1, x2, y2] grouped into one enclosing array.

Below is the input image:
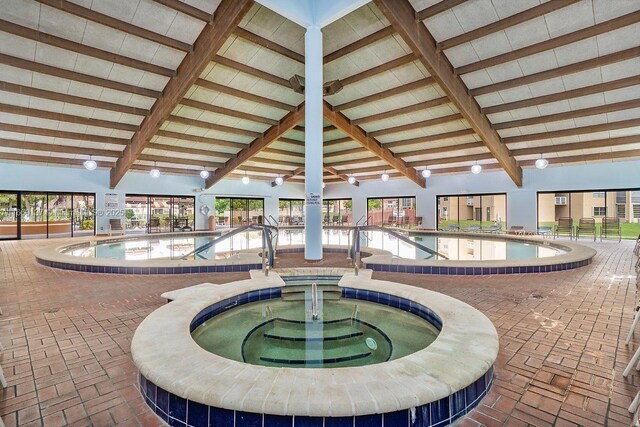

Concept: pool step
[[281, 291, 341, 301]]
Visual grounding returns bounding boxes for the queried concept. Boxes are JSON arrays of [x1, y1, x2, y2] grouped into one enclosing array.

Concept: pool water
[[191, 282, 439, 368], [62, 229, 562, 261]]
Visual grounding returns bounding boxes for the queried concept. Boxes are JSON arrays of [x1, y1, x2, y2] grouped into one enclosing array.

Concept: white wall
[[324, 159, 640, 230], [0, 163, 304, 233]]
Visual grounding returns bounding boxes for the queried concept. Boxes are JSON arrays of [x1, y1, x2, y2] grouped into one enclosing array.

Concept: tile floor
[[0, 238, 638, 426]]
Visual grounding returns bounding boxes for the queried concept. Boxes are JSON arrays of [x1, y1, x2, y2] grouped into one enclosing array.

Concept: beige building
[[538, 191, 640, 224], [438, 195, 507, 223]]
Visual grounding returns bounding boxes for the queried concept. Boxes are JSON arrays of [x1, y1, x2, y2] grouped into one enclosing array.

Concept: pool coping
[[131, 269, 499, 418], [32, 230, 596, 275]]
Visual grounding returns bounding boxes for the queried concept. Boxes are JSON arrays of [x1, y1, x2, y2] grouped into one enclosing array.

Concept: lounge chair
[[108, 219, 125, 236], [537, 226, 553, 238], [482, 222, 502, 233], [554, 217, 574, 239], [600, 216, 621, 242], [508, 226, 525, 235], [439, 224, 460, 232], [576, 217, 596, 241], [463, 225, 482, 232], [149, 217, 160, 233]]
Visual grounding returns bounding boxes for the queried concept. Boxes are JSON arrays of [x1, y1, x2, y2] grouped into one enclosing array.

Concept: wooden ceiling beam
[[0, 138, 122, 157], [398, 141, 485, 158], [325, 166, 359, 186], [324, 146, 368, 158], [368, 113, 463, 138], [341, 54, 416, 87], [324, 137, 353, 148], [0, 19, 175, 77], [503, 118, 640, 144], [277, 137, 305, 147], [272, 167, 304, 187], [204, 103, 305, 188], [324, 26, 395, 64], [511, 135, 640, 157], [155, 129, 247, 149], [195, 78, 296, 111], [110, 0, 253, 188], [262, 147, 305, 159], [407, 152, 494, 167], [456, 10, 640, 75], [167, 115, 263, 138], [470, 46, 640, 96], [0, 151, 115, 167], [375, 0, 522, 186], [0, 103, 139, 132], [493, 98, 640, 130], [325, 157, 385, 168], [151, 0, 213, 22], [384, 128, 476, 149], [352, 96, 449, 125], [0, 122, 130, 145], [323, 100, 425, 188], [233, 27, 304, 64], [138, 153, 223, 169], [213, 55, 291, 88], [149, 142, 235, 159], [482, 75, 640, 115], [0, 53, 162, 98], [439, 0, 580, 51], [249, 157, 303, 168], [34, 0, 192, 52], [332, 77, 435, 111], [415, 0, 468, 21], [179, 98, 278, 126], [0, 81, 150, 116], [131, 164, 204, 175], [237, 164, 299, 175]]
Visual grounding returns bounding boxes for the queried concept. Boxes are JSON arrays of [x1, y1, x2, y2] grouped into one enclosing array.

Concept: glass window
[[125, 195, 196, 234], [323, 199, 352, 225], [593, 206, 606, 216], [73, 194, 95, 237], [437, 194, 507, 231], [367, 197, 417, 228], [279, 199, 304, 226], [593, 192, 605, 198], [0, 193, 19, 240]]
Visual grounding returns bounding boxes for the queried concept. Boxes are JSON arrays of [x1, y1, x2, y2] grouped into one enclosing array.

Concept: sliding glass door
[[367, 197, 417, 227], [125, 194, 197, 234], [0, 192, 18, 240], [215, 198, 264, 228]]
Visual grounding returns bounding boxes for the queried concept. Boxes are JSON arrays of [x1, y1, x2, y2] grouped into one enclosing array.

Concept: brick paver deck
[[0, 238, 638, 426]]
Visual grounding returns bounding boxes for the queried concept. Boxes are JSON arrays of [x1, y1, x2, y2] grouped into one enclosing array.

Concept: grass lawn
[[538, 221, 640, 240]]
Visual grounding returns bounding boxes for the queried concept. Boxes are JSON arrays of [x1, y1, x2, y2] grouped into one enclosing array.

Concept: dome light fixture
[[535, 156, 549, 170], [347, 175, 356, 185], [421, 168, 431, 178], [149, 162, 161, 178], [199, 168, 210, 179], [274, 176, 284, 186], [471, 162, 482, 175], [322, 182, 326, 189], [83, 156, 97, 171], [241, 171, 250, 185], [381, 171, 389, 182]]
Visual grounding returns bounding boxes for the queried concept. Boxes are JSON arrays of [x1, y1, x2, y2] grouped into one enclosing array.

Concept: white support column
[[304, 25, 323, 261]]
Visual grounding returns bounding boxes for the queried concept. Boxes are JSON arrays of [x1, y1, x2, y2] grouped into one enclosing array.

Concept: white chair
[[108, 218, 125, 236]]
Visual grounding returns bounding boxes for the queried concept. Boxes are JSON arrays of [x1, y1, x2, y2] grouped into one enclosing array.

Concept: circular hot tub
[[131, 269, 499, 426]]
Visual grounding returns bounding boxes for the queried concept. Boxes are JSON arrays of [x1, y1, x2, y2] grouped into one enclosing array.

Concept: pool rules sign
[[306, 192, 321, 206]]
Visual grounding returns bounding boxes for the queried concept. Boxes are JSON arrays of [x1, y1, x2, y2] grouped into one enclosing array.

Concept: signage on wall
[[104, 193, 119, 209], [306, 192, 321, 206]]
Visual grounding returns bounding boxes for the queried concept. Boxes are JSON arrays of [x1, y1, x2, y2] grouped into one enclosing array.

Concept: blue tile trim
[[363, 259, 592, 275], [138, 365, 493, 427]]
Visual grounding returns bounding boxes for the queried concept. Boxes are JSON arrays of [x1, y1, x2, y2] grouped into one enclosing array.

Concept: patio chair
[[634, 234, 640, 256], [576, 217, 596, 241], [508, 225, 525, 235], [108, 219, 125, 236], [600, 217, 621, 242], [482, 222, 502, 234], [537, 226, 553, 238], [383, 214, 396, 227], [554, 217, 574, 239], [463, 225, 482, 232], [415, 217, 423, 229], [149, 217, 160, 233], [341, 214, 349, 226], [439, 224, 460, 232]]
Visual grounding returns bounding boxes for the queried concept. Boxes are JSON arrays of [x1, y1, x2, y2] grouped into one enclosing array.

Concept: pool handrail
[[348, 225, 448, 261]]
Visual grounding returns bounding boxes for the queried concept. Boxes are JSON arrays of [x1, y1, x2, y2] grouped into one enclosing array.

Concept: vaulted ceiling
[[0, 0, 638, 187]]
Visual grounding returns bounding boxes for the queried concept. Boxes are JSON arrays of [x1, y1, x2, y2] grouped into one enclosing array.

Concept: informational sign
[[306, 192, 321, 206], [104, 193, 119, 209]]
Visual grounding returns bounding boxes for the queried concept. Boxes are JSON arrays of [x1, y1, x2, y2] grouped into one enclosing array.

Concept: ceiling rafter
[[470, 46, 640, 96], [34, 0, 192, 52], [415, 0, 468, 21], [493, 98, 640, 130], [0, 138, 121, 157], [233, 27, 304, 63], [511, 134, 640, 156], [0, 53, 162, 98], [503, 118, 640, 144], [271, 167, 304, 187], [374, 0, 522, 186], [323, 100, 426, 188], [341, 54, 416, 87], [368, 113, 463, 138], [151, 0, 213, 22], [149, 142, 235, 159], [179, 98, 278, 126], [0, 19, 176, 77], [438, 0, 580, 51], [213, 55, 291, 88], [482, 75, 640, 115], [352, 96, 450, 125], [456, 10, 640, 75], [167, 115, 263, 138], [0, 122, 129, 145], [204, 103, 305, 188], [324, 166, 359, 186], [195, 78, 297, 111], [332, 77, 435, 111], [155, 130, 247, 149], [0, 103, 139, 132], [325, 26, 395, 64], [0, 151, 115, 168], [384, 128, 476, 149], [110, 0, 254, 188], [138, 154, 223, 169], [0, 81, 150, 116]]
